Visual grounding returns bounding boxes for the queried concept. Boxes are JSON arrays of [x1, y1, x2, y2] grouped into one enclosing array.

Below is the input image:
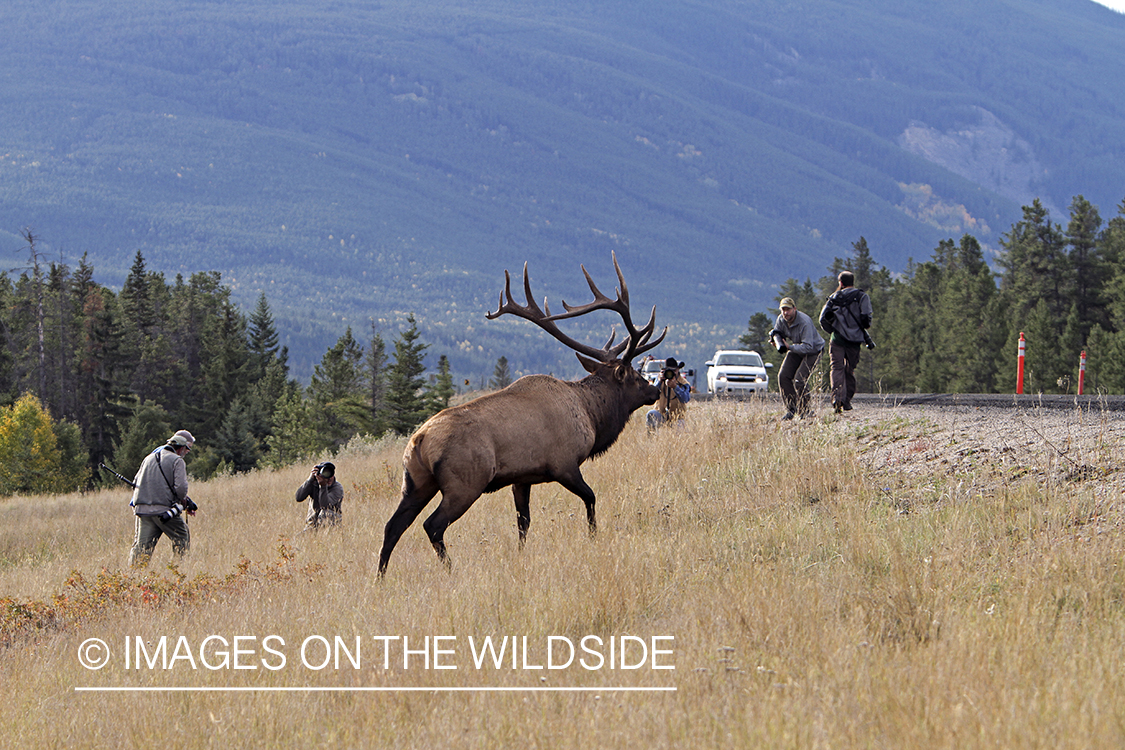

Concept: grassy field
[[1, 400, 1123, 748]]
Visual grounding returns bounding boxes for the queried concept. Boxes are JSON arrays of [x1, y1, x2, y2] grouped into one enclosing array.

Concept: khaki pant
[[829, 339, 862, 408], [129, 514, 190, 566]]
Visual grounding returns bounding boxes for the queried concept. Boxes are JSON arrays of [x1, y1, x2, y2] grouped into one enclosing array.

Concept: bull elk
[[378, 253, 666, 574]]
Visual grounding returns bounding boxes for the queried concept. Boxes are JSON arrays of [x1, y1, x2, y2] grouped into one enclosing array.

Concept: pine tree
[[266, 390, 321, 467], [490, 356, 513, 390], [247, 292, 281, 381], [1066, 195, 1109, 339], [384, 314, 430, 435], [0, 273, 15, 406], [999, 201, 1070, 322], [429, 354, 456, 411], [367, 324, 389, 436], [212, 397, 262, 474], [308, 327, 370, 448], [776, 278, 820, 316], [109, 401, 172, 480]]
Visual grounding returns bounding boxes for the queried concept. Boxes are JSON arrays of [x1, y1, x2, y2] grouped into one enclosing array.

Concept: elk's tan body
[[378, 255, 666, 574]]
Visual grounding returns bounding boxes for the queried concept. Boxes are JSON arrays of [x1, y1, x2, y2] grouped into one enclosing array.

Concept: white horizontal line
[[75, 686, 676, 693]]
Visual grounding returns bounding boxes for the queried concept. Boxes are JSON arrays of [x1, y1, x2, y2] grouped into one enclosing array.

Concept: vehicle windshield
[[715, 353, 763, 367], [642, 360, 663, 373]]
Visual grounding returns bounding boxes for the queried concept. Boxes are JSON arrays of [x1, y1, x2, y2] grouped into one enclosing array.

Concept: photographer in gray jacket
[[128, 430, 197, 566], [770, 297, 824, 420], [296, 461, 344, 531]]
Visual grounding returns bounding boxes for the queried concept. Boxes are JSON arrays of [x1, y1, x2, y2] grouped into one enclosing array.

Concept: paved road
[[695, 391, 1125, 411]]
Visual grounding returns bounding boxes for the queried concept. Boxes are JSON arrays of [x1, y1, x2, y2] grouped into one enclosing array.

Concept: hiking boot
[[782, 411, 795, 421], [842, 402, 853, 411], [833, 404, 843, 414]]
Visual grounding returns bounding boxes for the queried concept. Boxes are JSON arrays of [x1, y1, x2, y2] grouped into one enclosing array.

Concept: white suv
[[706, 350, 771, 394]]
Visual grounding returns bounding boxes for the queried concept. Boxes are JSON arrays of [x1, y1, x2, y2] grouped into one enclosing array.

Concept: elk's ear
[[575, 353, 601, 374]]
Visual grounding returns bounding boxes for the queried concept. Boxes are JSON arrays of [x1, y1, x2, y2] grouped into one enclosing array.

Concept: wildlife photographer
[[128, 430, 197, 567], [819, 270, 875, 413], [295, 461, 343, 531], [770, 297, 825, 420], [646, 357, 691, 429]]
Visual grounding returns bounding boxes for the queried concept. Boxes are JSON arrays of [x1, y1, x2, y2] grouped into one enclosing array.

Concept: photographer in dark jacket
[[296, 461, 344, 530], [819, 271, 874, 413]]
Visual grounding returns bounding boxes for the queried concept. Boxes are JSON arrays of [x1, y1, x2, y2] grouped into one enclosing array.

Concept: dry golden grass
[[2, 401, 1124, 748]]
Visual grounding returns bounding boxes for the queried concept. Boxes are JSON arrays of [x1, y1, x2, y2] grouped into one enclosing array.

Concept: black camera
[[769, 330, 788, 353], [662, 368, 678, 380], [863, 330, 876, 350]]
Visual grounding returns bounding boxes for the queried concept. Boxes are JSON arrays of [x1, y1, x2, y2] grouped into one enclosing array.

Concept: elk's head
[[487, 252, 666, 404]]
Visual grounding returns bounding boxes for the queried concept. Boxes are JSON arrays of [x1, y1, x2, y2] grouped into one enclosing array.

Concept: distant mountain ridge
[[2, 0, 1123, 379]]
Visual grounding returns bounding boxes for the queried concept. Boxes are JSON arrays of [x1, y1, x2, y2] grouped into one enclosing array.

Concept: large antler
[[486, 252, 667, 363]]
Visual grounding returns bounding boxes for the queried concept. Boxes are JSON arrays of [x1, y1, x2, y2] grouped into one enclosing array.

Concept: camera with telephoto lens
[[662, 367, 678, 381], [769, 330, 789, 354], [863, 330, 876, 350], [161, 497, 197, 520]]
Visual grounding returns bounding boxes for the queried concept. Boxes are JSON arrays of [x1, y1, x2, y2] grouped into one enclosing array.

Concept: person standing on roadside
[[769, 297, 824, 420], [819, 271, 874, 413]]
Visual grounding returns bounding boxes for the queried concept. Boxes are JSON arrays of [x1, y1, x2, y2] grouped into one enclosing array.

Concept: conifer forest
[[2, 193, 1124, 496]]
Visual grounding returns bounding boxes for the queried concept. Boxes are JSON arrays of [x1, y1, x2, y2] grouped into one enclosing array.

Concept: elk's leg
[[513, 483, 531, 549], [378, 470, 438, 576], [422, 488, 479, 571], [557, 471, 597, 537]]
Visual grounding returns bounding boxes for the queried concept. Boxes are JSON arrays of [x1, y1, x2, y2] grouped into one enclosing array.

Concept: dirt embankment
[[836, 403, 1125, 498]]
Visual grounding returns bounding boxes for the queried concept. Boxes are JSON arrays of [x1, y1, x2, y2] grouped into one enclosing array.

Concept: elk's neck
[[575, 372, 636, 458]]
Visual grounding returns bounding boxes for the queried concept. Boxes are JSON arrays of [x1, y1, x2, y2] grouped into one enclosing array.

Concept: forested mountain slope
[[2, 0, 1123, 377]]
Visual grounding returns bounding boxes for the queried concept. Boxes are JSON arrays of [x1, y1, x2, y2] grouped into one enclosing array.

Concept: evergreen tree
[[108, 401, 172, 480], [997, 200, 1070, 383], [938, 236, 1006, 393], [740, 311, 775, 356], [212, 397, 262, 474], [1066, 195, 1108, 339], [1084, 325, 1125, 393], [430, 354, 456, 411], [490, 356, 513, 390], [775, 278, 820, 316], [1022, 298, 1069, 393], [367, 324, 389, 436], [266, 391, 320, 467], [52, 419, 91, 491], [0, 273, 14, 406], [384, 314, 430, 435], [247, 292, 281, 381], [308, 327, 370, 448], [76, 286, 131, 470]]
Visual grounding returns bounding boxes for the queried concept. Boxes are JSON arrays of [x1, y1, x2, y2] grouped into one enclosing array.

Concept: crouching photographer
[[295, 461, 344, 531], [772, 297, 825, 421], [646, 357, 692, 430], [128, 430, 197, 567]]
